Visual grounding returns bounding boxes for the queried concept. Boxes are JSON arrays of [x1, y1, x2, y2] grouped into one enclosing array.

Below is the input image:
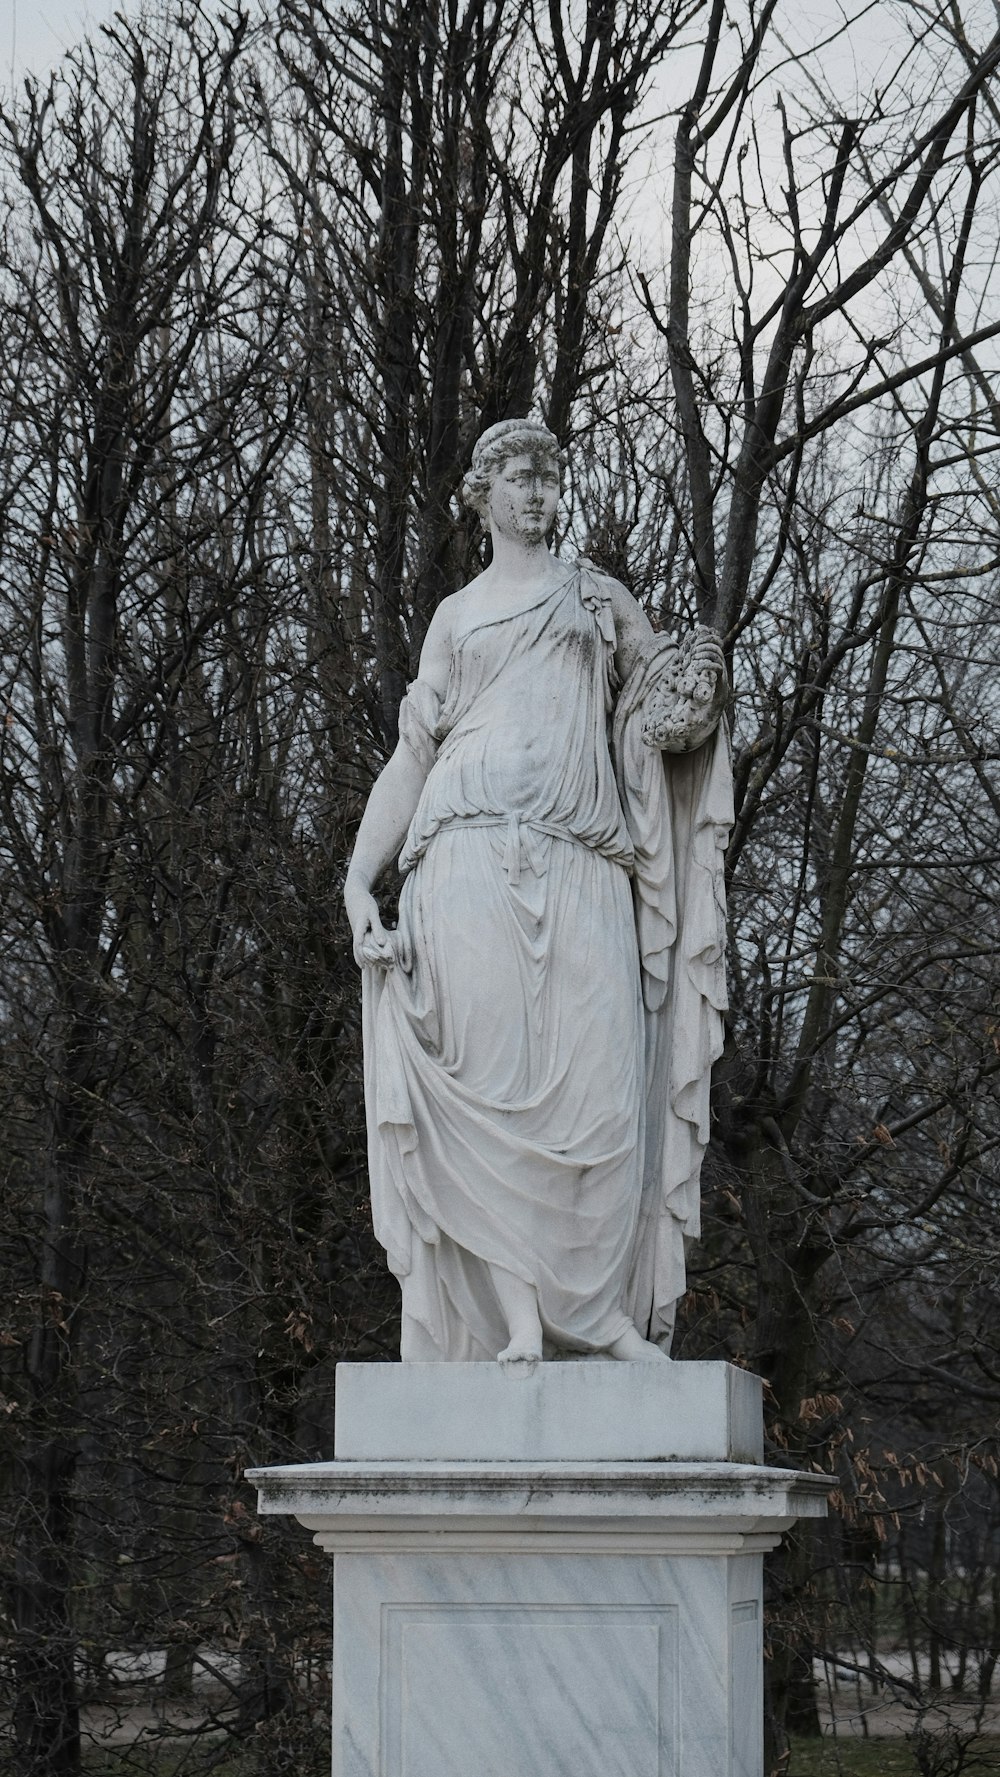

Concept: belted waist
[[431, 813, 633, 885]]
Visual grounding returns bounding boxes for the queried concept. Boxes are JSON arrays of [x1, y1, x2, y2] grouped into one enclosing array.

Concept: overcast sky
[[2, 0, 147, 92]]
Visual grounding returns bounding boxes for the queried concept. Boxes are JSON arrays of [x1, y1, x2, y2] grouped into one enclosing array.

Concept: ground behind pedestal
[[17, 1677, 996, 1775]]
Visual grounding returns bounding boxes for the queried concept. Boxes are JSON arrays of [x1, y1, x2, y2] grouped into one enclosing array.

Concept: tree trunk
[[12, 1026, 95, 1776]]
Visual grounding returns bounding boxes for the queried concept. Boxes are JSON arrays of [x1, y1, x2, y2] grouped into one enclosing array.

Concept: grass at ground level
[[0, 1753, 251, 1777], [790, 1740, 916, 1775], [789, 1737, 1000, 1774], [80, 1756, 251, 1777], [4, 1734, 997, 1776]]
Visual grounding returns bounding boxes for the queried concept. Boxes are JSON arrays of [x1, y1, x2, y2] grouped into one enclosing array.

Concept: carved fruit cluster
[[641, 626, 718, 752]]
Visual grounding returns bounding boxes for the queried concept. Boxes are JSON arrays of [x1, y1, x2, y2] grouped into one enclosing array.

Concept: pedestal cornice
[[246, 1459, 831, 1555]]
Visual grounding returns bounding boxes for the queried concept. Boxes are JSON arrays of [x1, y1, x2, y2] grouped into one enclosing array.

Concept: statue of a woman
[[344, 418, 732, 1366]]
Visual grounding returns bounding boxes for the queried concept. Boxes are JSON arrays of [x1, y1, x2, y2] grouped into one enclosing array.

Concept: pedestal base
[[248, 1364, 828, 1777]]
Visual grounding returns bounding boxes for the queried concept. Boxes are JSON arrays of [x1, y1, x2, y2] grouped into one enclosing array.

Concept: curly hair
[[460, 418, 565, 519]]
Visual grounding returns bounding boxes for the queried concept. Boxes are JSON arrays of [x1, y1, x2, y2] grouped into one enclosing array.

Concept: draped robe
[[363, 564, 732, 1360]]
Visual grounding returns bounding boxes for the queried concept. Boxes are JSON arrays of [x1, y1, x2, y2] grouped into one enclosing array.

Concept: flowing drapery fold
[[614, 638, 733, 1345]]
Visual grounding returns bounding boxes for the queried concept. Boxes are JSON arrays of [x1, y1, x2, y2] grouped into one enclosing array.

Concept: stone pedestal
[[247, 1363, 828, 1777]]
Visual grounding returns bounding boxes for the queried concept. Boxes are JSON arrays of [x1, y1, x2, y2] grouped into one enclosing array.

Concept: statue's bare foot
[[498, 1333, 542, 1369], [607, 1324, 671, 1363], [491, 1263, 542, 1370]]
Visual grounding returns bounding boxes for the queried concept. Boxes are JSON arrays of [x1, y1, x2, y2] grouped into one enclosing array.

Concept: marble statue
[[344, 418, 732, 1367]]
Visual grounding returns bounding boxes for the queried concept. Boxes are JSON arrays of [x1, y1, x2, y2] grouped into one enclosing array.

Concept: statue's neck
[[485, 532, 558, 589]]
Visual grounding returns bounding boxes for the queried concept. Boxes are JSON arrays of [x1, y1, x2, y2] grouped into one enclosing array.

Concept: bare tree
[[271, 0, 711, 742], [0, 8, 318, 1771]]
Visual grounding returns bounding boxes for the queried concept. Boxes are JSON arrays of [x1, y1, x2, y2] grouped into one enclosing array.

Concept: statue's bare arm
[[609, 578, 656, 681], [344, 601, 454, 968]]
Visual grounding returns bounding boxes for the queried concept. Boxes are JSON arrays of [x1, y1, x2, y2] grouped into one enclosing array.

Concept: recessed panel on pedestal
[[379, 1603, 678, 1777]]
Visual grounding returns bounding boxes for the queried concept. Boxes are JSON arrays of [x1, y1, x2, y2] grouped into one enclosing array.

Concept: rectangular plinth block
[[334, 1360, 763, 1464]]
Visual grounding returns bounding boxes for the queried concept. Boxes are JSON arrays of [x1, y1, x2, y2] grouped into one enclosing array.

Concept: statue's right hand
[[349, 891, 391, 969], [346, 887, 409, 972]]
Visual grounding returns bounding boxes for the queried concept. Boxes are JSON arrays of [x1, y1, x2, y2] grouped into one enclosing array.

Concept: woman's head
[[461, 418, 565, 520]]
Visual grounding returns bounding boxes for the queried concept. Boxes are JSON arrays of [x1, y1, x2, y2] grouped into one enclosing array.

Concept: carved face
[[487, 450, 560, 543]]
